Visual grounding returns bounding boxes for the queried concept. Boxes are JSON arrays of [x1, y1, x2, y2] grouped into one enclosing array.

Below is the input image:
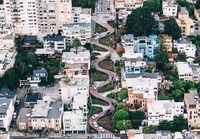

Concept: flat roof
[[176, 62, 193, 75], [0, 98, 11, 115], [48, 101, 62, 119], [17, 108, 31, 123]]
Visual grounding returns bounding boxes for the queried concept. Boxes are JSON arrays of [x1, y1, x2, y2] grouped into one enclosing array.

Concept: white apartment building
[[71, 7, 91, 23], [4, 0, 38, 35], [0, 4, 5, 26], [176, 62, 193, 82], [4, 0, 72, 35], [43, 34, 66, 52], [115, 0, 143, 9], [149, 101, 184, 125], [0, 98, 14, 131], [37, 0, 72, 36], [62, 91, 87, 134], [0, 35, 16, 76], [147, 100, 184, 126], [174, 38, 196, 58], [121, 34, 159, 59], [122, 53, 147, 74], [184, 92, 200, 128], [162, 0, 178, 17], [62, 50, 90, 69], [121, 72, 162, 100], [62, 23, 91, 45]]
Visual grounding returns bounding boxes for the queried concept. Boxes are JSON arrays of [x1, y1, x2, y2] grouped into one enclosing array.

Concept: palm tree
[[72, 38, 81, 54]]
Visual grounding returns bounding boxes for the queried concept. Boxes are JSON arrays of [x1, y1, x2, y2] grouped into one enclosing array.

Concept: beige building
[[184, 92, 200, 128], [160, 34, 173, 52], [115, 0, 143, 9], [176, 7, 195, 36], [194, 9, 200, 21]]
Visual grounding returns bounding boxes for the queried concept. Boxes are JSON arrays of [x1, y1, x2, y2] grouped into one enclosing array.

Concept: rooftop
[[48, 101, 62, 119], [17, 108, 31, 123], [0, 88, 16, 99], [0, 98, 11, 115], [125, 72, 160, 79], [59, 78, 89, 88], [25, 92, 42, 103], [43, 34, 66, 42], [31, 100, 49, 118], [176, 62, 193, 74], [23, 35, 37, 44], [35, 48, 55, 55], [185, 92, 199, 105], [63, 23, 91, 28]]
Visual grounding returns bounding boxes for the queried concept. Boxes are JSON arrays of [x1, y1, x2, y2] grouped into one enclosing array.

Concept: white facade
[[62, 23, 91, 45], [147, 100, 184, 126], [4, 0, 72, 35], [37, 0, 72, 36], [0, 35, 16, 76], [174, 38, 196, 58], [176, 62, 193, 82], [71, 7, 91, 23], [162, 0, 178, 17], [121, 73, 162, 100], [62, 50, 90, 69], [121, 34, 159, 59], [0, 98, 14, 131], [43, 35, 66, 52]]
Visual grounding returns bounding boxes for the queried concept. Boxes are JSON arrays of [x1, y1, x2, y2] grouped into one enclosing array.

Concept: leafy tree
[[27, 52, 37, 66], [177, 53, 187, 61], [112, 110, 129, 124], [159, 120, 173, 131], [84, 43, 93, 52], [1, 68, 19, 90], [171, 89, 184, 101], [184, 81, 196, 91], [116, 120, 132, 131], [158, 94, 171, 100], [155, 47, 169, 72], [126, 8, 157, 36], [164, 19, 182, 40], [117, 88, 128, 101], [73, 38, 81, 54], [143, 0, 161, 13], [143, 125, 158, 133], [196, 0, 200, 9], [116, 102, 129, 111], [129, 111, 145, 129], [159, 116, 188, 132]]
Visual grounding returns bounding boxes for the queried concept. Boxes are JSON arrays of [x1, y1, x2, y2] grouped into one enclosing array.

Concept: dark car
[[104, 109, 111, 114]]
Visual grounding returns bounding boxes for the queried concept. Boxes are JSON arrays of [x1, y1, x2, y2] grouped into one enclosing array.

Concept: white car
[[98, 127, 105, 132], [93, 121, 98, 128], [92, 114, 99, 119]]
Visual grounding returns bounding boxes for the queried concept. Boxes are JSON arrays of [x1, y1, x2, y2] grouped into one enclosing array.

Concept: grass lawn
[[98, 83, 115, 93], [98, 59, 114, 72], [99, 34, 114, 46], [91, 70, 109, 81], [108, 20, 117, 28], [93, 45, 108, 52], [91, 95, 109, 106], [97, 113, 114, 132], [95, 23, 107, 33]]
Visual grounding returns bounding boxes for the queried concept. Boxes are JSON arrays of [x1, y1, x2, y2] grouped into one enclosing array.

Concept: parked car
[[93, 121, 98, 128], [104, 109, 111, 114], [92, 114, 99, 119], [98, 127, 105, 132]]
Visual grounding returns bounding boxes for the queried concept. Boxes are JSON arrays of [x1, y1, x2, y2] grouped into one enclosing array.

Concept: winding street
[[89, 17, 120, 135]]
